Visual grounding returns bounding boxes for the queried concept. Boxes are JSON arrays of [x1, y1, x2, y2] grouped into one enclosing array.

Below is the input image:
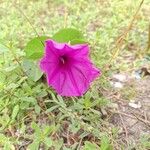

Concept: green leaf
[[83, 141, 99, 150], [84, 98, 92, 109], [44, 137, 53, 147], [100, 136, 112, 150], [4, 142, 14, 150], [57, 95, 66, 107], [34, 105, 41, 114], [25, 36, 49, 60], [52, 138, 63, 150], [70, 39, 87, 45], [37, 91, 47, 98], [11, 105, 19, 121], [21, 97, 37, 104], [63, 147, 72, 150], [0, 43, 9, 54], [28, 139, 40, 150], [52, 28, 84, 43], [0, 72, 6, 82], [46, 105, 59, 113], [22, 59, 43, 82], [31, 122, 42, 137], [43, 125, 55, 136], [0, 133, 7, 143]]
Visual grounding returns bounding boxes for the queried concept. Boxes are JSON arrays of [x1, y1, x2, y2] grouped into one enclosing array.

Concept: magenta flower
[[40, 39, 100, 96]]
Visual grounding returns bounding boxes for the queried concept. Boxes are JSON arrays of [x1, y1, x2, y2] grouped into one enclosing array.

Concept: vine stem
[[109, 0, 145, 65], [12, 1, 44, 46], [146, 24, 150, 53]]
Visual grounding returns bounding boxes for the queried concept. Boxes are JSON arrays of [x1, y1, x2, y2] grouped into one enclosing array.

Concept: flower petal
[[46, 39, 65, 50], [48, 63, 100, 96], [65, 44, 89, 58], [46, 39, 89, 57], [39, 39, 100, 96], [44, 40, 59, 59]]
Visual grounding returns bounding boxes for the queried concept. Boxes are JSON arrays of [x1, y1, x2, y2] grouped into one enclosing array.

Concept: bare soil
[[109, 76, 150, 149]]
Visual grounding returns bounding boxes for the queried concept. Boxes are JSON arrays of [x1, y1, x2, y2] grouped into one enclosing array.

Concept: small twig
[[67, 127, 70, 146], [119, 114, 128, 139], [131, 113, 150, 128], [77, 138, 83, 150], [144, 111, 148, 121], [108, 109, 150, 127]]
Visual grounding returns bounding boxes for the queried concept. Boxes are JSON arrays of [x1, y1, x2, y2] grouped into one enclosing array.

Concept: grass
[[0, 0, 150, 149]]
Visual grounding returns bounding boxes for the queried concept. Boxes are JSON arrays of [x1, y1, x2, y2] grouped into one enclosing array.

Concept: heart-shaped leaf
[[25, 36, 49, 60], [22, 59, 43, 82], [70, 39, 88, 45], [0, 43, 9, 54], [52, 28, 85, 43]]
